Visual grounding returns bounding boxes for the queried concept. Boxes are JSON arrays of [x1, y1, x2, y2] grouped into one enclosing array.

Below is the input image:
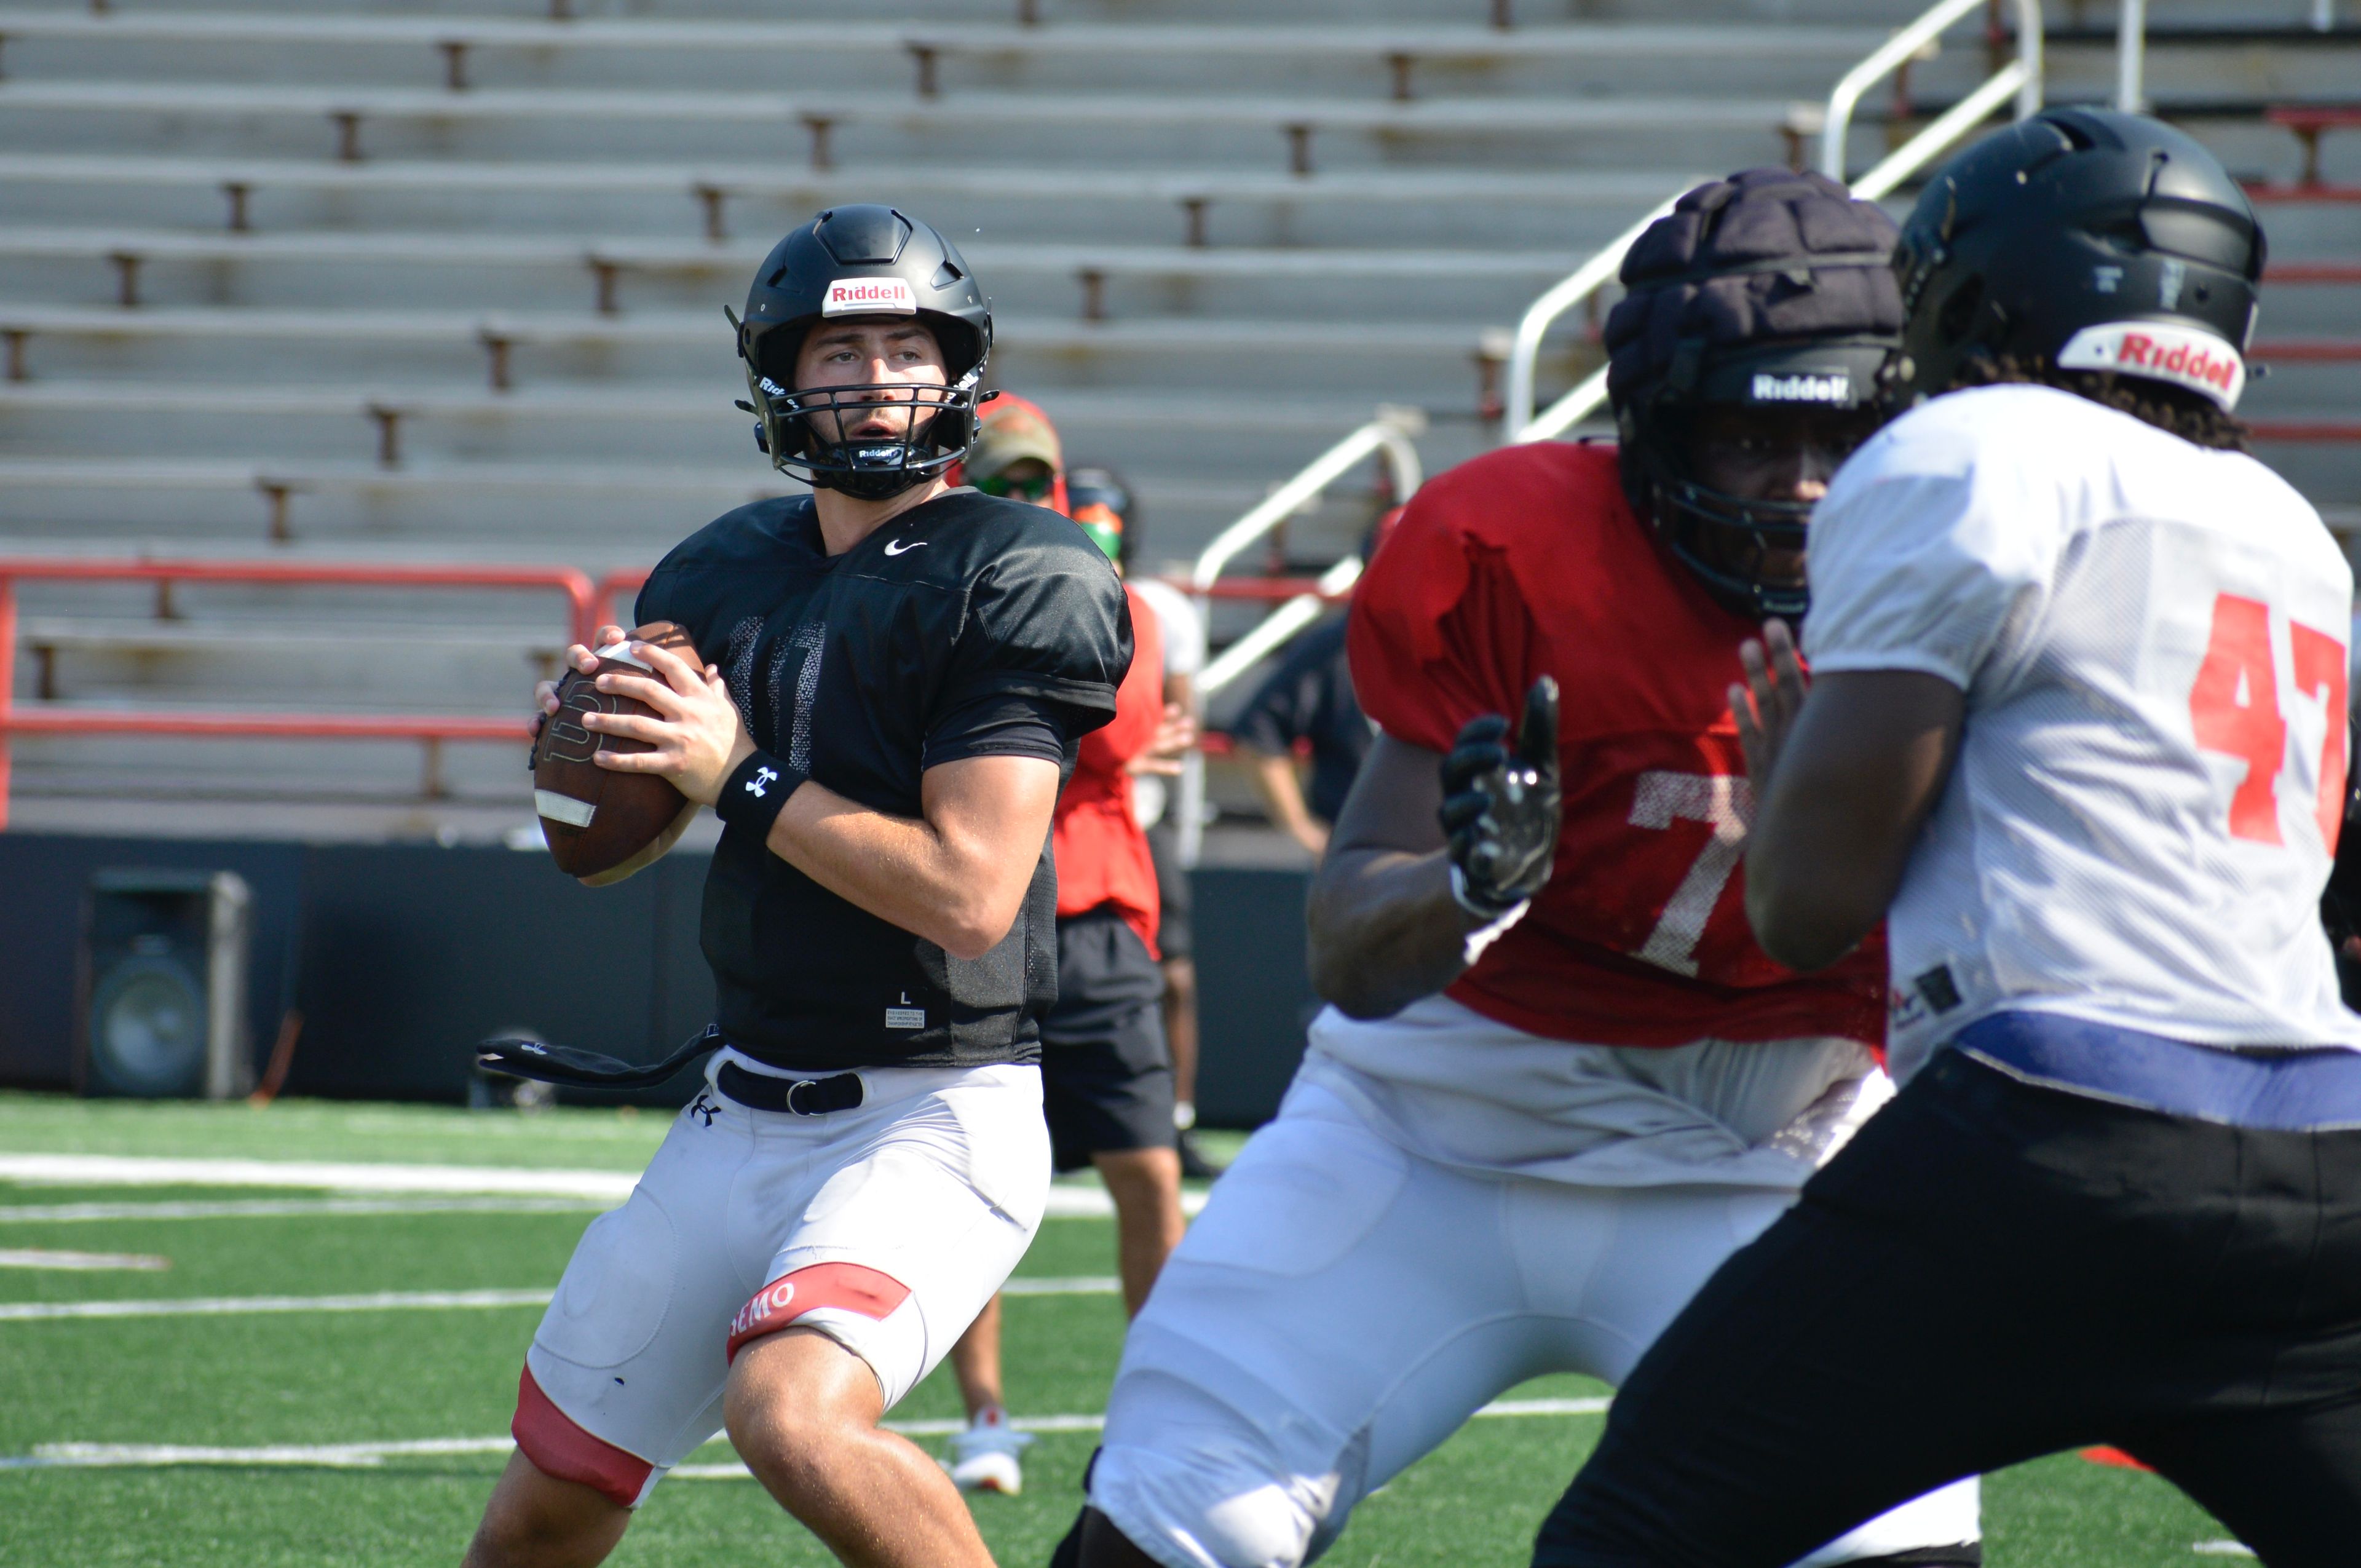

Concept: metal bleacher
[[0, 0, 2352, 841]]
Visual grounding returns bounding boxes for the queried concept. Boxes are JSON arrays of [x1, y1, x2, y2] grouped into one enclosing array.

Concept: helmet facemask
[[1616, 337, 1895, 622], [732, 309, 989, 502], [1600, 169, 1906, 623], [1623, 413, 1814, 622]]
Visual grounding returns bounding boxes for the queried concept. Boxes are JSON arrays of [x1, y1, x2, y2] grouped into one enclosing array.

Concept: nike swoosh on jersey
[[882, 539, 925, 556]]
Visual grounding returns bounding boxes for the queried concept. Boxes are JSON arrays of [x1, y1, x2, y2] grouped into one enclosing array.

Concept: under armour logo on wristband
[[746, 766, 780, 798]]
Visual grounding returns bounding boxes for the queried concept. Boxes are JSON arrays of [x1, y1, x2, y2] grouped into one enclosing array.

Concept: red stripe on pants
[[512, 1363, 655, 1510], [726, 1260, 912, 1363]]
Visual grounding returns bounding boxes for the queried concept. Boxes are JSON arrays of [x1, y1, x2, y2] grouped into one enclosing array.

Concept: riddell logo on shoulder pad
[[2057, 322, 2244, 410], [1749, 372, 1851, 405], [821, 278, 918, 317]]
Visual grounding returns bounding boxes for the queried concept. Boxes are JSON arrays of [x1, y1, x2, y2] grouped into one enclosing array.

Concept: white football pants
[[1089, 1073, 1979, 1568]]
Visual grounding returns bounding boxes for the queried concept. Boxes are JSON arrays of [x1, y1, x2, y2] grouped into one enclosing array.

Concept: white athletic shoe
[[944, 1410, 1034, 1496]]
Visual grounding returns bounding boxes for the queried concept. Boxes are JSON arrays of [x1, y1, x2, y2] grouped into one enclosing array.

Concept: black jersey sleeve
[[922, 692, 1070, 771], [630, 554, 679, 632], [929, 537, 1131, 754]]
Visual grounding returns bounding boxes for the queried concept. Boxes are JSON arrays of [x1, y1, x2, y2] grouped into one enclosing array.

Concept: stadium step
[[0, 156, 1696, 250], [0, 0, 2352, 831], [0, 229, 1612, 322]]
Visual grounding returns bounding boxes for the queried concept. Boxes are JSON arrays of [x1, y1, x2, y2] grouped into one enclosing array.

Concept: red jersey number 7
[[2188, 592, 2349, 848]]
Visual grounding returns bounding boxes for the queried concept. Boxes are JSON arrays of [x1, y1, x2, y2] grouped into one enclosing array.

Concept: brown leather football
[[532, 620, 697, 877]]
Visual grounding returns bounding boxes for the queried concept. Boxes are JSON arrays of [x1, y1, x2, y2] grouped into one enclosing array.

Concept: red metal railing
[[2251, 421, 2361, 442], [0, 558, 597, 831], [2269, 264, 2361, 285], [2253, 341, 2361, 363], [0, 558, 1353, 831], [591, 569, 1349, 630]]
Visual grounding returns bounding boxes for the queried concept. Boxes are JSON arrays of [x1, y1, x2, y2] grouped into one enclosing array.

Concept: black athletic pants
[[1532, 1049, 2361, 1568]]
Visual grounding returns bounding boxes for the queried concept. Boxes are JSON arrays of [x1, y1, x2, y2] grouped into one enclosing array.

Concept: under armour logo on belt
[[745, 766, 780, 798]]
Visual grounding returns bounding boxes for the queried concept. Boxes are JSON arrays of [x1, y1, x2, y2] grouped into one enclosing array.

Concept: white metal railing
[[2117, 0, 2147, 112], [1188, 405, 1424, 612], [1821, 0, 2043, 183], [1196, 552, 1366, 698], [1175, 405, 1424, 862], [1177, 0, 2057, 853], [1498, 191, 1688, 443], [1502, 0, 2044, 446]]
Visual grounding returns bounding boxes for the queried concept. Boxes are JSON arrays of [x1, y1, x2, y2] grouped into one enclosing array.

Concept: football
[[532, 620, 698, 877]]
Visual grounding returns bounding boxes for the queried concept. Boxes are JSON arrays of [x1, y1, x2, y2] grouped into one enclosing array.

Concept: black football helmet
[[730, 205, 994, 501], [1892, 108, 2264, 410], [1603, 169, 1903, 621]]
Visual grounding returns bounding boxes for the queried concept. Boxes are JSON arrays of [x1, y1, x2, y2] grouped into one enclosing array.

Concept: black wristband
[[714, 750, 804, 839]]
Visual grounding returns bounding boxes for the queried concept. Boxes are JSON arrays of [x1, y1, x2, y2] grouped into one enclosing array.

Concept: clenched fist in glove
[[1439, 675, 1562, 919]]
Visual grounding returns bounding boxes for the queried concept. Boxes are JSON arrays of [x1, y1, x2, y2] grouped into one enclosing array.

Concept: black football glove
[[1439, 675, 1562, 919]]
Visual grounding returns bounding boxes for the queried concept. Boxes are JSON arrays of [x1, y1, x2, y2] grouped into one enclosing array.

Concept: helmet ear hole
[[1937, 275, 1985, 347]]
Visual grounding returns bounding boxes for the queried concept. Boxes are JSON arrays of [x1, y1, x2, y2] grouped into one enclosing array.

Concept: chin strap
[[477, 1025, 722, 1089]]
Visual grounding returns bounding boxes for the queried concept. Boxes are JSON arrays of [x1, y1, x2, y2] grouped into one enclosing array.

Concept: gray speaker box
[[76, 869, 253, 1099]]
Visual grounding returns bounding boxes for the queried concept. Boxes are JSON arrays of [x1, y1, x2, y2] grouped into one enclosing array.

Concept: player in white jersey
[[1535, 109, 2361, 1568], [1053, 168, 1980, 1568]]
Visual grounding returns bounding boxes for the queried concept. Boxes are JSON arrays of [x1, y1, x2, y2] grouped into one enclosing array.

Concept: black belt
[[716, 1059, 866, 1116]]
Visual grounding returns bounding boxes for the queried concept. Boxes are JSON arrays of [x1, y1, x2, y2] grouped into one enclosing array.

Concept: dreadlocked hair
[[1952, 353, 2251, 453]]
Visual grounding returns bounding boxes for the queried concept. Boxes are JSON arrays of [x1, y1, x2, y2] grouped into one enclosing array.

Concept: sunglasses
[[975, 470, 1057, 502]]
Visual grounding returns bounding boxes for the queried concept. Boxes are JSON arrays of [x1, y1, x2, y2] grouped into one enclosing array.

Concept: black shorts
[[1534, 1049, 2361, 1568], [1042, 906, 1173, 1173], [1145, 822, 1192, 964]]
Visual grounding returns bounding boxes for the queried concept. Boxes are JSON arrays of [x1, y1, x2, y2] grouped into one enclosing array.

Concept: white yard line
[[0, 1288, 555, 1322], [1481, 1397, 1614, 1417], [5, 1437, 516, 1471], [2192, 1545, 2258, 1558], [0, 1154, 639, 1200], [0, 1195, 613, 1223], [0, 1248, 170, 1271], [1001, 1277, 1118, 1296], [0, 1154, 1201, 1219], [2, 1398, 1615, 1474], [0, 1277, 1123, 1323]]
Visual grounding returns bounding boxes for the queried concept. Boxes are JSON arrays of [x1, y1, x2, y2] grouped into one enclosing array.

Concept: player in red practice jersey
[[943, 394, 1188, 1501], [1053, 172, 1982, 1568]]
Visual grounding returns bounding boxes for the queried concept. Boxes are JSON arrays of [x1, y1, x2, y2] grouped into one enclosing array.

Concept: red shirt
[[1053, 582, 1164, 956], [1347, 441, 1886, 1048]]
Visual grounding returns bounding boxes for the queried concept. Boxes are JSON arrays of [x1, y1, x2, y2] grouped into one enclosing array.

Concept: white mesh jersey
[[1805, 384, 2361, 1083]]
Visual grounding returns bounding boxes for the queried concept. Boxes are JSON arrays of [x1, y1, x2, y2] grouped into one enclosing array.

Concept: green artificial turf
[[0, 1099, 2252, 1568], [0, 1091, 672, 1171], [0, 1092, 1251, 1176]]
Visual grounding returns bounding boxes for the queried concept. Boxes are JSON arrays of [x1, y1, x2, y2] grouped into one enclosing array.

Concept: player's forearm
[[1747, 670, 1963, 972], [1307, 845, 1481, 1018], [762, 780, 1030, 961], [1246, 752, 1323, 845]]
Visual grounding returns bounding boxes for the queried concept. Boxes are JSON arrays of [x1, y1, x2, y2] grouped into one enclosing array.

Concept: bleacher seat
[[0, 0, 2349, 831]]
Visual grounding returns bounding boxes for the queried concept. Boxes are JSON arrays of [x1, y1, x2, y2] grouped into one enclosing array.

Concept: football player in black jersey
[[462, 206, 1132, 1568]]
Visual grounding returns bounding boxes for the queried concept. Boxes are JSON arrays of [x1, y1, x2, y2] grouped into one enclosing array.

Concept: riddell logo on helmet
[[821, 278, 918, 317], [2057, 322, 2245, 410], [1749, 372, 1852, 405]]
